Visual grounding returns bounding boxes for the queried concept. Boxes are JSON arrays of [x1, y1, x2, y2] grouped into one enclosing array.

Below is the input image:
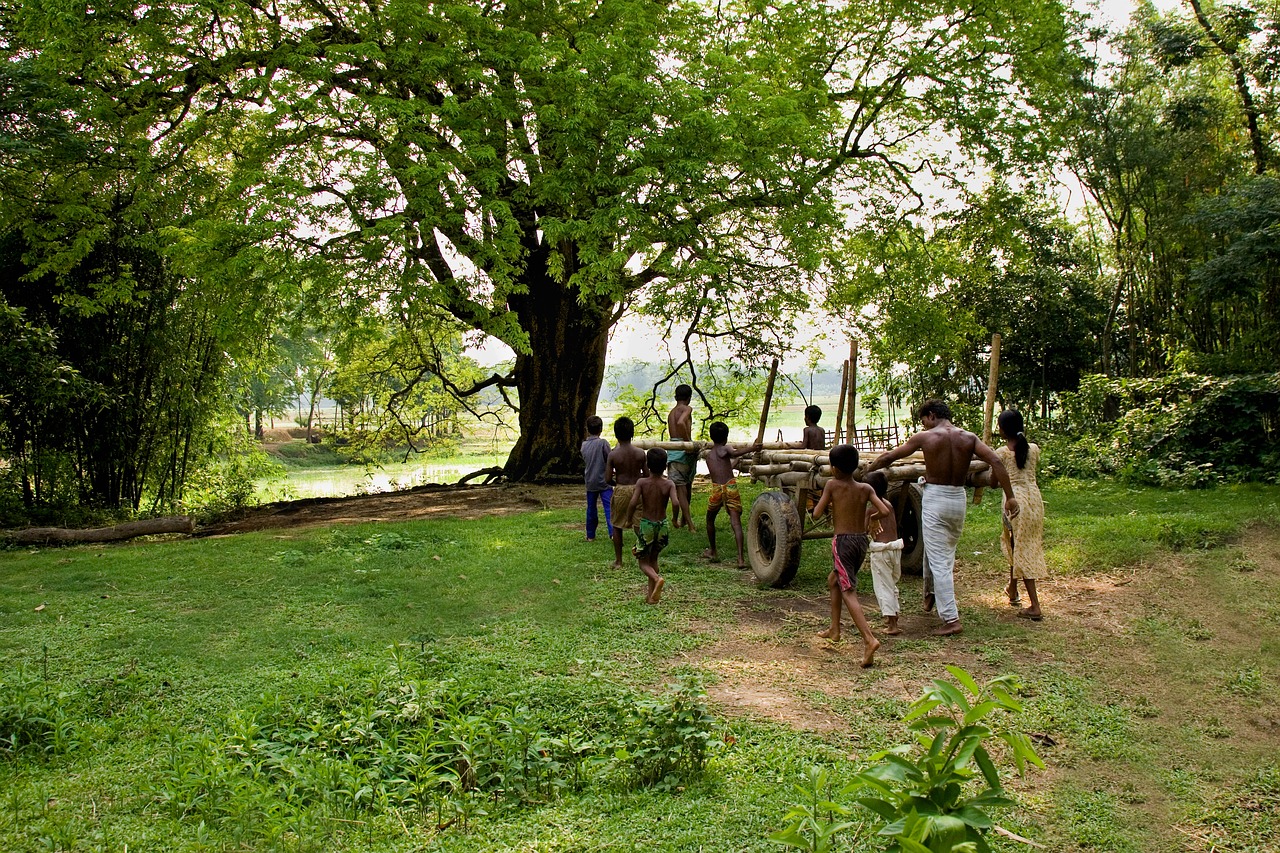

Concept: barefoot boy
[[703, 421, 761, 568], [606, 416, 647, 569], [813, 444, 892, 667], [628, 448, 690, 604], [864, 470, 904, 636], [666, 384, 695, 529], [580, 415, 612, 542]]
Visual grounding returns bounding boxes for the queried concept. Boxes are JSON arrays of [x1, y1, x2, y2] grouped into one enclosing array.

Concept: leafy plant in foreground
[[610, 676, 719, 791], [770, 666, 1043, 853]]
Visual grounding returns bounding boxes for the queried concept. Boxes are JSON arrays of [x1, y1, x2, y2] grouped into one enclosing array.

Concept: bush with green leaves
[[151, 649, 722, 841], [770, 666, 1043, 853], [0, 665, 81, 759], [609, 675, 720, 791], [1048, 371, 1280, 486]]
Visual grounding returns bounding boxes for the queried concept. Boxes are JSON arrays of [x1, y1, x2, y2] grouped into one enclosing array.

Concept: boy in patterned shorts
[[702, 421, 761, 569], [812, 444, 892, 667]]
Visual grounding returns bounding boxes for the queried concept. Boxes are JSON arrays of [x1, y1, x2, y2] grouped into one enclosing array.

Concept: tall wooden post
[[983, 333, 1002, 444], [833, 360, 848, 445], [755, 358, 780, 446], [845, 339, 858, 444], [975, 333, 1001, 505]]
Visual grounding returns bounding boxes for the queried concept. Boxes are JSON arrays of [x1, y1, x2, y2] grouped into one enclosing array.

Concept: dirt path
[[196, 483, 583, 535], [678, 524, 1280, 851]]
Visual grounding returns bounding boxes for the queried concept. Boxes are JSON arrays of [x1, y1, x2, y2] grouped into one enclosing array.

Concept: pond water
[[259, 456, 506, 501]]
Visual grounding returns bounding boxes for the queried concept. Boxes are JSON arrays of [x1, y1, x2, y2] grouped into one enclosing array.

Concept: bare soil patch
[[197, 483, 582, 536], [685, 527, 1279, 740]]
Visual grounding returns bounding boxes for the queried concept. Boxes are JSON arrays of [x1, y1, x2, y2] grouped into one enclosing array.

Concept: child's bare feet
[[817, 627, 841, 642], [647, 576, 665, 604], [612, 560, 623, 569], [861, 637, 881, 668], [884, 617, 902, 636], [702, 548, 719, 562]]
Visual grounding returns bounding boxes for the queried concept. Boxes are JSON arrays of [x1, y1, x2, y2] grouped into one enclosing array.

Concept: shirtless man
[[866, 399, 1019, 637], [666, 384, 695, 529]]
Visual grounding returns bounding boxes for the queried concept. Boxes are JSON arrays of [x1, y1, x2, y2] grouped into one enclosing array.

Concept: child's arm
[[729, 441, 763, 459], [628, 482, 644, 517], [811, 481, 833, 519], [865, 504, 884, 538], [867, 490, 892, 520]]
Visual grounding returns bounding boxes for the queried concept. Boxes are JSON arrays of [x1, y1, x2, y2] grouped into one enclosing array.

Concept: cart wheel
[[892, 482, 925, 575], [748, 491, 803, 588]]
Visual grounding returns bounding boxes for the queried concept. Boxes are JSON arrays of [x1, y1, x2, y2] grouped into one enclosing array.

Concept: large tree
[[11, 0, 1082, 479]]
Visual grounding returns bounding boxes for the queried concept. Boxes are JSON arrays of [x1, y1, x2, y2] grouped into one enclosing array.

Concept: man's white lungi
[[921, 484, 967, 623]]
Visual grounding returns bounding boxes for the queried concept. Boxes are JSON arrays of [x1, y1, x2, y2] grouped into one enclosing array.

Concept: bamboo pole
[[847, 339, 858, 444], [976, 332, 1002, 503], [983, 333, 1002, 444], [833, 360, 849, 445], [756, 358, 780, 446]]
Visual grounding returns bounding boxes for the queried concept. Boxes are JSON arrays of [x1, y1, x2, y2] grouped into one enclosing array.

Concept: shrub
[[1048, 371, 1280, 486], [770, 666, 1043, 853]]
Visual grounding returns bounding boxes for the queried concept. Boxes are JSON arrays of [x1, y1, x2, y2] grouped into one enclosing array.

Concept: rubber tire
[[747, 490, 803, 588], [891, 482, 925, 575]]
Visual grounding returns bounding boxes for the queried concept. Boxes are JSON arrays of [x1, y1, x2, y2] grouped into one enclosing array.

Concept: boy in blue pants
[[581, 415, 612, 541]]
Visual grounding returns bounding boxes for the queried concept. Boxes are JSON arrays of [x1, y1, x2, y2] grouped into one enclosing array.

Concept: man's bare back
[[869, 407, 1018, 517], [915, 424, 981, 485]]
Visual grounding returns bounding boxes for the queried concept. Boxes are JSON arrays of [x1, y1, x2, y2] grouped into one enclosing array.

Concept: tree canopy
[[3, 0, 1086, 482]]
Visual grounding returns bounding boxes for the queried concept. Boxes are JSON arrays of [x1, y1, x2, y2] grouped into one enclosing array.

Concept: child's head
[[646, 447, 668, 476], [586, 415, 603, 436], [804, 404, 822, 426], [864, 469, 888, 499], [829, 443, 859, 474], [614, 416, 635, 442], [709, 421, 729, 445], [675, 383, 692, 403]]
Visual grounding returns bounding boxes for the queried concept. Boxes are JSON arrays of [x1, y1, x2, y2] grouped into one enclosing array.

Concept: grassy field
[[2, 480, 1277, 851]]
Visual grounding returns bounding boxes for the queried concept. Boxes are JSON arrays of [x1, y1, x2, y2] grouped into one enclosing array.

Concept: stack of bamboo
[[749, 449, 991, 490]]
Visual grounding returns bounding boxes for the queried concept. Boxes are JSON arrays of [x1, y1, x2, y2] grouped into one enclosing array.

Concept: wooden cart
[[745, 450, 992, 588]]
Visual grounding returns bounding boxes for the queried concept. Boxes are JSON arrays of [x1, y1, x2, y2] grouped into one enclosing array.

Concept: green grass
[[2, 479, 1279, 851]]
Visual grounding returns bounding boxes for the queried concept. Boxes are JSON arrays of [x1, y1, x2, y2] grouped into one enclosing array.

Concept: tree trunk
[[6, 515, 195, 545], [502, 267, 613, 481]]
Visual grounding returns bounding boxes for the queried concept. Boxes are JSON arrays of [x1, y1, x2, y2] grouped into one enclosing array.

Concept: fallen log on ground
[[5, 516, 196, 546]]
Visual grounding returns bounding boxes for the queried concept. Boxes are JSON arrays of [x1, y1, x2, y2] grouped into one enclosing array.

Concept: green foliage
[[181, 420, 285, 518], [830, 185, 1105, 420], [151, 651, 719, 841], [0, 665, 79, 760], [1050, 371, 1280, 486], [610, 676, 720, 791], [770, 667, 1043, 853]]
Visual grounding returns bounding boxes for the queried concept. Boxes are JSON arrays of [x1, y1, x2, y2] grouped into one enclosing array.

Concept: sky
[[471, 0, 1183, 370]]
